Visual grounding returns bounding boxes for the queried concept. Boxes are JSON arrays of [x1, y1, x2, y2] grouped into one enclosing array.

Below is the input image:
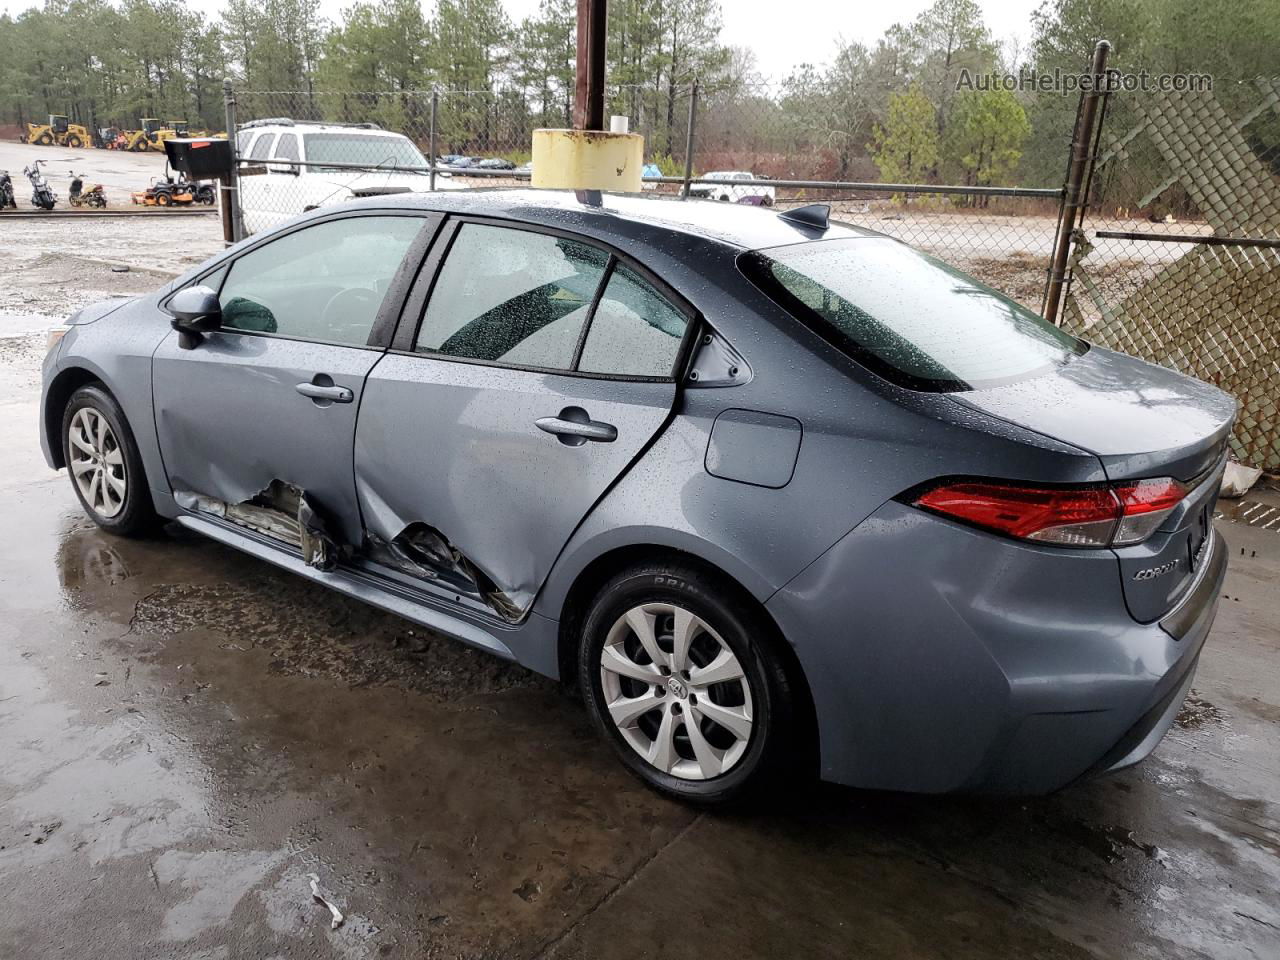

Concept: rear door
[[353, 218, 694, 619], [152, 211, 438, 547]]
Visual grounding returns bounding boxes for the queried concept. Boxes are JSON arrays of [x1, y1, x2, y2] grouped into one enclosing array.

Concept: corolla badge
[[1133, 558, 1181, 581]]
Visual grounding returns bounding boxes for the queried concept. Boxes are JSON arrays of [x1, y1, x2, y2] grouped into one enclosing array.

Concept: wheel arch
[[552, 541, 819, 773], [43, 365, 107, 469]]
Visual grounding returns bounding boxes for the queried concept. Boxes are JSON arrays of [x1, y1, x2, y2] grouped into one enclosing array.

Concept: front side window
[[216, 216, 424, 346], [416, 224, 609, 370], [578, 265, 688, 377], [742, 237, 1086, 391]]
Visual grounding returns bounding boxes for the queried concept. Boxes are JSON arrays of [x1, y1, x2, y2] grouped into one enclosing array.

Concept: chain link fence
[[1063, 78, 1280, 470], [230, 83, 1071, 311], [227, 72, 1280, 469]]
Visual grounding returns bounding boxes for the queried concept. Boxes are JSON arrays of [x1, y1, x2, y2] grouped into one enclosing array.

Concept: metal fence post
[[222, 77, 244, 243], [681, 80, 699, 199], [429, 89, 439, 192], [1043, 40, 1110, 325]]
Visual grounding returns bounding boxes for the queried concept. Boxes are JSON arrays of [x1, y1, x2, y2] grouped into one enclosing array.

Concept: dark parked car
[[40, 191, 1234, 805]]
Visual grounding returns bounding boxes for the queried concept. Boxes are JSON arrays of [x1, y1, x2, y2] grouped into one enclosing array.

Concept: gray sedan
[[40, 191, 1234, 805]]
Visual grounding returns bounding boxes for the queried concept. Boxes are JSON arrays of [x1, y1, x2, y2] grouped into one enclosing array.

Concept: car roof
[[244, 123, 409, 139], [352, 189, 882, 252]]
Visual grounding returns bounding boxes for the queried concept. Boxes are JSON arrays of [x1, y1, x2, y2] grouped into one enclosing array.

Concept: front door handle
[[536, 406, 617, 446], [296, 378, 353, 404]]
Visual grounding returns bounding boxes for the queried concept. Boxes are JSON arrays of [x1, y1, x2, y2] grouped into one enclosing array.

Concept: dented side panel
[[353, 354, 677, 619], [152, 330, 382, 546]]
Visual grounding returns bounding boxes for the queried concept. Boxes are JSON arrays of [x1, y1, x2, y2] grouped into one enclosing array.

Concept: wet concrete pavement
[[4, 391, 1279, 960], [2, 235, 1279, 957]]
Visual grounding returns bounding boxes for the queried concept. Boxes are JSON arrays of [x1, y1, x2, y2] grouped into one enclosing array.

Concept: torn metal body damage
[[178, 484, 523, 621], [177, 481, 340, 571], [364, 523, 524, 622]]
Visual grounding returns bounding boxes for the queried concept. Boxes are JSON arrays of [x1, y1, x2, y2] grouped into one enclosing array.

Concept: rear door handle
[[296, 381, 353, 403], [536, 406, 617, 445]]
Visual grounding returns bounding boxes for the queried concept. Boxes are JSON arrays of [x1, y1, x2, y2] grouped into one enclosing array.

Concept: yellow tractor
[[26, 115, 92, 148], [147, 119, 190, 152], [119, 118, 186, 152]]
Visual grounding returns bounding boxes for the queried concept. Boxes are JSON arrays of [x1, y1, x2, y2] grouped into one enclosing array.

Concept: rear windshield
[[742, 237, 1086, 391], [303, 133, 428, 172]]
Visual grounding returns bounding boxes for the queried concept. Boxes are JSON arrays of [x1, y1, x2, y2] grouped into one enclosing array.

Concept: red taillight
[[914, 478, 1187, 548], [1111, 477, 1189, 545]]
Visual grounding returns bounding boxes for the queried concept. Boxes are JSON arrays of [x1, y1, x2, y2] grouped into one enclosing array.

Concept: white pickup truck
[[235, 119, 463, 234], [688, 170, 776, 206]]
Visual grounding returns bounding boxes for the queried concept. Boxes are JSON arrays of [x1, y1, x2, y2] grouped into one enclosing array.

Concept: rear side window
[[742, 238, 1086, 391], [247, 133, 276, 161], [416, 224, 609, 370], [578, 265, 687, 377], [217, 216, 423, 345], [274, 133, 299, 162]]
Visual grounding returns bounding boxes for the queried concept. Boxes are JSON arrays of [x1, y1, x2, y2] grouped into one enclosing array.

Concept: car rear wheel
[[62, 384, 159, 537], [578, 562, 798, 806]]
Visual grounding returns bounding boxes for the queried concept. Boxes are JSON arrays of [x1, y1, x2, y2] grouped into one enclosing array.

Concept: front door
[[354, 219, 694, 618], [152, 212, 431, 547]]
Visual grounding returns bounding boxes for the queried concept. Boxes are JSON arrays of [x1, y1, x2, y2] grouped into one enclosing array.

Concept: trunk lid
[[952, 346, 1235, 483], [954, 345, 1236, 622]]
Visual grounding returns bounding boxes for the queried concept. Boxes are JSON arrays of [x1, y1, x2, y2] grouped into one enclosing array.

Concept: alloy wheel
[[598, 602, 754, 780], [68, 407, 127, 518]]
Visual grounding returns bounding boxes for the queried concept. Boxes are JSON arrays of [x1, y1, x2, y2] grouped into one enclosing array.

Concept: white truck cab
[[688, 170, 776, 206], [235, 119, 463, 234]]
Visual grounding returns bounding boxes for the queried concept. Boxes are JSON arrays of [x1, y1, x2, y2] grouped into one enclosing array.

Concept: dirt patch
[[954, 253, 1047, 305], [1176, 690, 1228, 728], [129, 575, 545, 701]]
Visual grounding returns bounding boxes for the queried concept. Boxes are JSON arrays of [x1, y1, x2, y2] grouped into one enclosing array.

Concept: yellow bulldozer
[[26, 114, 92, 148]]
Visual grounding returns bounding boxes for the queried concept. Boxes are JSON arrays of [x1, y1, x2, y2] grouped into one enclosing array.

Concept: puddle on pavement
[[1216, 497, 1280, 533], [126, 578, 541, 700]]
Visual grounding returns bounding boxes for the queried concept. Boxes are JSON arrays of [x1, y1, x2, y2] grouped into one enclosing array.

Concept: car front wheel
[[61, 384, 159, 536], [578, 562, 798, 806]]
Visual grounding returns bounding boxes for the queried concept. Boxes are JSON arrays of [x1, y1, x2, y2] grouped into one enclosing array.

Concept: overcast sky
[[2, 0, 1042, 78]]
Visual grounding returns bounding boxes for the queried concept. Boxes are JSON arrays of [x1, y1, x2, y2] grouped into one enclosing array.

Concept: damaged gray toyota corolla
[[40, 190, 1236, 805]]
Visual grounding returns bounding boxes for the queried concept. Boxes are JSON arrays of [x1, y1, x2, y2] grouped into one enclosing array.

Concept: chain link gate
[[1060, 78, 1280, 471]]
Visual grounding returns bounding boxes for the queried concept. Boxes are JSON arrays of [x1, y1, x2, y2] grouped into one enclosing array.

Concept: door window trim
[[388, 214, 701, 383], [162, 209, 443, 351]]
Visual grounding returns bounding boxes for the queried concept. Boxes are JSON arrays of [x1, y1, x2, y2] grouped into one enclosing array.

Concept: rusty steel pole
[[574, 0, 607, 131], [1043, 40, 1110, 326], [221, 78, 243, 244]]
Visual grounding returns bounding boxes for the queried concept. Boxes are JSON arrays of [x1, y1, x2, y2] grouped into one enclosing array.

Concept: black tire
[[66, 135, 82, 149], [61, 384, 160, 537], [578, 561, 799, 806]]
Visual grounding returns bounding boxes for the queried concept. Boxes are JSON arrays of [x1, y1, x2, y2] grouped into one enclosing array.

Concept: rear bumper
[[766, 503, 1227, 794]]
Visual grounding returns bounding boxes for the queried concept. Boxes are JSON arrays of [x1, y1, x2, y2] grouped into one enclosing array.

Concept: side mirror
[[166, 285, 222, 349]]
